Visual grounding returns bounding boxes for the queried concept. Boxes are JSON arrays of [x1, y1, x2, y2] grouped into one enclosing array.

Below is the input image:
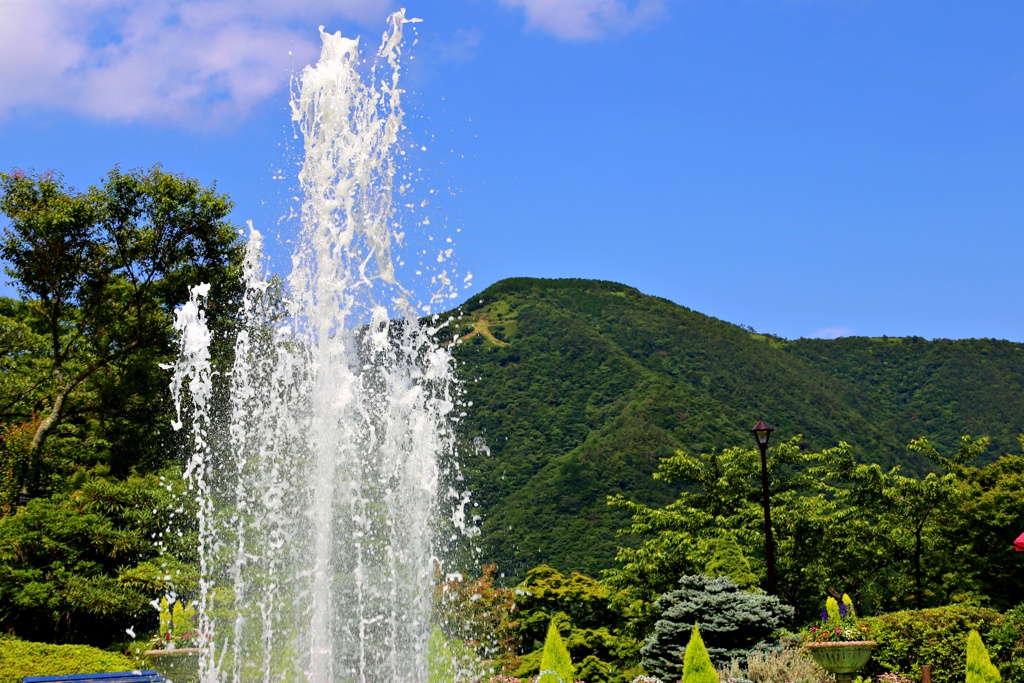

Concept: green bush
[[863, 604, 1005, 683], [681, 625, 717, 683], [0, 634, 138, 683], [966, 629, 1001, 683], [986, 603, 1024, 683], [539, 620, 575, 683]]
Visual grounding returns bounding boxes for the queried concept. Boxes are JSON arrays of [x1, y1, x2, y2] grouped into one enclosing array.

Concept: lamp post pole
[[751, 419, 777, 596]]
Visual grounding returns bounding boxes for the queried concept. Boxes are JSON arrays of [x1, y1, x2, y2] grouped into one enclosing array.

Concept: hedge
[[862, 604, 1024, 683], [0, 635, 138, 683]]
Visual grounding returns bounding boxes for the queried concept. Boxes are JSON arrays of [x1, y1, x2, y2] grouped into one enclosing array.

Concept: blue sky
[[1, 0, 1022, 341]]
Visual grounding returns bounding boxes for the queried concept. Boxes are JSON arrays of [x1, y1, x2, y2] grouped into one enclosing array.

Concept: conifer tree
[[681, 624, 717, 683], [966, 629, 1001, 683], [538, 620, 575, 683], [704, 533, 759, 590]]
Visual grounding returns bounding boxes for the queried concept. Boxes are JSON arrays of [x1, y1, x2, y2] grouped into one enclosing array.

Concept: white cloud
[[0, 0, 394, 127], [498, 0, 665, 40], [810, 327, 853, 340]]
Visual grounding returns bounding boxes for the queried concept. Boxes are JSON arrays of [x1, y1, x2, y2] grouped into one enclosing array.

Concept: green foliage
[[0, 166, 242, 501], [0, 471, 196, 646], [0, 634, 137, 683], [640, 575, 793, 680], [967, 629, 1002, 683], [986, 604, 1024, 683], [941, 449, 1024, 611], [862, 604, 1006, 683], [704, 533, 758, 590], [449, 278, 1024, 581], [606, 438, 851, 626], [821, 435, 989, 611], [680, 625, 717, 683], [538, 620, 575, 683], [509, 565, 628, 683], [428, 626, 490, 683]]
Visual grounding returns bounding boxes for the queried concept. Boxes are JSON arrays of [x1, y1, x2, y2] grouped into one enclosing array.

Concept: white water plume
[[167, 10, 464, 683]]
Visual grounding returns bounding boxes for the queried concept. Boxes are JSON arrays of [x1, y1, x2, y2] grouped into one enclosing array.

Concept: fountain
[[164, 10, 464, 682]]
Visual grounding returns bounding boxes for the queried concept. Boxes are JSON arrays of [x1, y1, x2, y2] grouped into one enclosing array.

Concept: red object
[[1015, 531, 1024, 552]]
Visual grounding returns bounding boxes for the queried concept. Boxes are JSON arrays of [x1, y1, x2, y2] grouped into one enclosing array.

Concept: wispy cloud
[[435, 27, 484, 64], [498, 0, 665, 40], [0, 0, 393, 127], [810, 327, 853, 340]]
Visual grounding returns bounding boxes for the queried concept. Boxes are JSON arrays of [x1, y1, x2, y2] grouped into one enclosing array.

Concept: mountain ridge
[[445, 277, 1024, 578]]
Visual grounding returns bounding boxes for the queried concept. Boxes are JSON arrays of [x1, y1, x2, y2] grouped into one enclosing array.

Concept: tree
[[680, 624, 717, 683], [704, 533, 758, 590], [822, 435, 989, 610], [539, 619, 575, 683], [639, 575, 793, 680], [434, 564, 518, 672], [606, 437, 847, 628], [0, 166, 242, 500], [509, 565, 627, 683], [0, 470, 197, 645]]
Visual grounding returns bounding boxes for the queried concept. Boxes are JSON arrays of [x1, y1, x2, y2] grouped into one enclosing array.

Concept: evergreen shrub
[[639, 574, 793, 681], [986, 603, 1024, 683], [703, 534, 758, 590], [0, 635, 137, 683], [539, 620, 575, 683], [966, 630, 1001, 683], [680, 625, 717, 683]]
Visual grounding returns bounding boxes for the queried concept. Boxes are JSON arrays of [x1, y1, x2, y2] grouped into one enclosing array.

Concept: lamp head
[[750, 419, 774, 447]]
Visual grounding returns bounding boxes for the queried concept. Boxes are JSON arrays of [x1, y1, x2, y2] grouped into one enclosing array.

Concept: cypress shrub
[[539, 620, 575, 683], [681, 625, 718, 683], [966, 629, 1001, 683], [704, 534, 758, 591]]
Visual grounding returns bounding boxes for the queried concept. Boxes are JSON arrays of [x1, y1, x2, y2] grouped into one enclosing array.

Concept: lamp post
[[751, 419, 777, 595]]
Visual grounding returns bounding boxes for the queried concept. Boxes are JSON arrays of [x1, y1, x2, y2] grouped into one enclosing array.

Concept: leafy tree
[[0, 166, 242, 500], [639, 575, 793, 680], [606, 438, 849, 629], [434, 564, 518, 672], [509, 565, 629, 683], [948, 445, 1024, 610], [680, 624, 717, 683], [822, 435, 989, 610]]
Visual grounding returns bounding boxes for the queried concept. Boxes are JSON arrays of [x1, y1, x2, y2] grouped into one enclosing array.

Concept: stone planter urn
[[144, 647, 205, 683], [804, 640, 877, 683]]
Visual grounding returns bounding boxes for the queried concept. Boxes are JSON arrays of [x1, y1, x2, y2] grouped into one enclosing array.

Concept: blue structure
[[23, 672, 166, 683]]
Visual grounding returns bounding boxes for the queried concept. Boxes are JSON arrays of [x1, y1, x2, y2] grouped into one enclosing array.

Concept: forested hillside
[[448, 278, 1024, 579]]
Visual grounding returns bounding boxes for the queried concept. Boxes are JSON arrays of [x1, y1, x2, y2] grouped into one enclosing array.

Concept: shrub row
[[863, 603, 1024, 683], [0, 635, 138, 683]]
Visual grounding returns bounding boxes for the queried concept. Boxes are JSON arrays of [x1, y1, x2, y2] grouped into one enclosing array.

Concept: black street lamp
[[751, 419, 777, 595]]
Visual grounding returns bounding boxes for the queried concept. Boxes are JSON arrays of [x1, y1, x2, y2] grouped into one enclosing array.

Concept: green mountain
[[447, 278, 1024, 579]]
